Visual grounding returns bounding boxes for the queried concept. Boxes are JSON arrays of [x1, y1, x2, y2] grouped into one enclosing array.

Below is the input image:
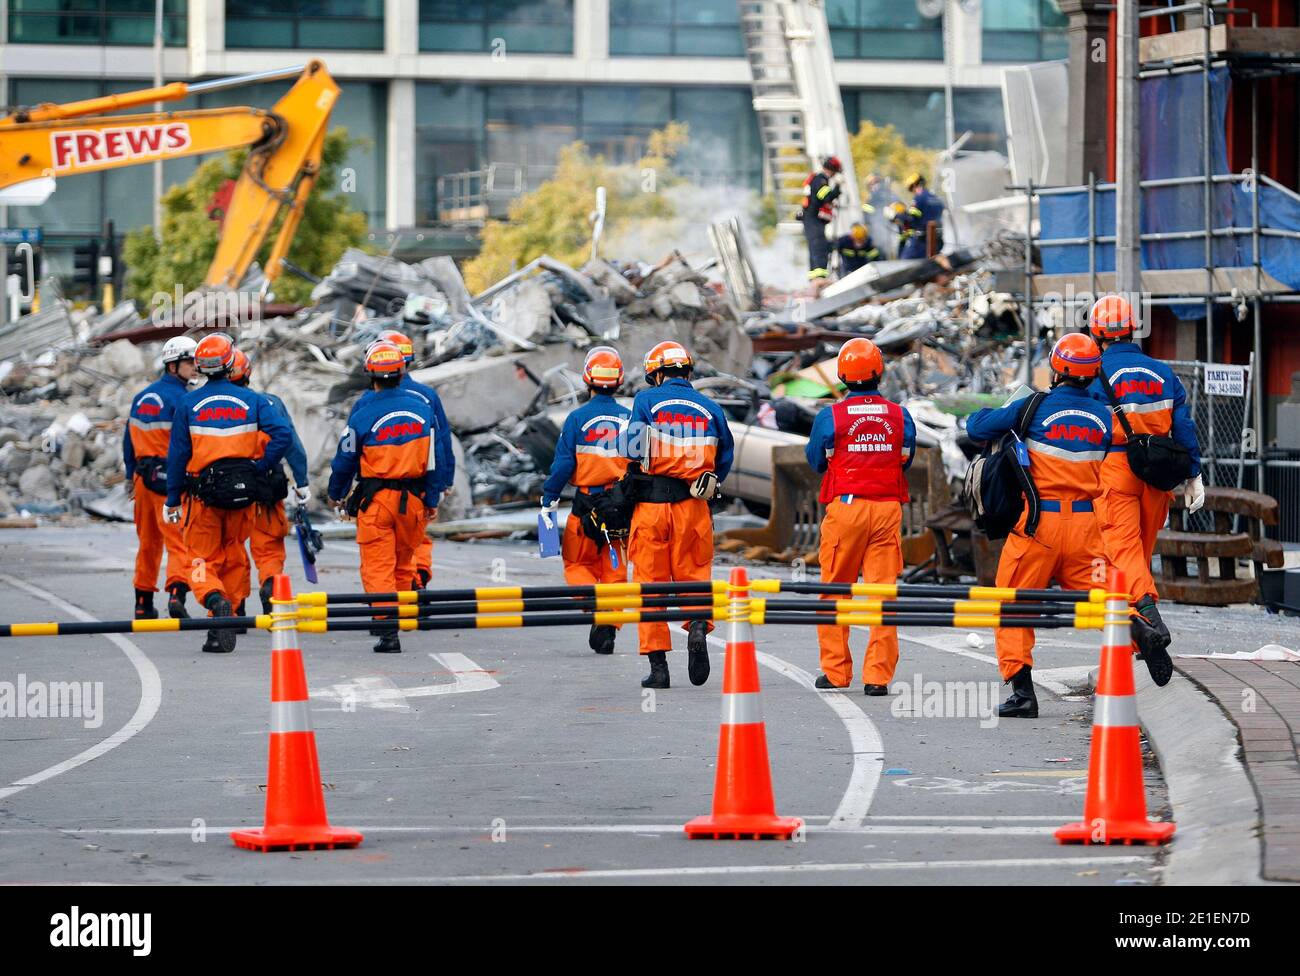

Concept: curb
[[1137, 666, 1264, 885]]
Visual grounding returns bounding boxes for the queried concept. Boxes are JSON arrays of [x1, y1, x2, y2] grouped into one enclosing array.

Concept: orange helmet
[[837, 337, 884, 385], [365, 341, 405, 376], [1088, 295, 1135, 341], [378, 328, 415, 364], [194, 332, 236, 375], [583, 346, 624, 390], [643, 341, 693, 382], [229, 348, 251, 384], [1050, 332, 1102, 379]]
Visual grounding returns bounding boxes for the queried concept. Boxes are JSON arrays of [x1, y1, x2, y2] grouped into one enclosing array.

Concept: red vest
[[818, 396, 909, 504]]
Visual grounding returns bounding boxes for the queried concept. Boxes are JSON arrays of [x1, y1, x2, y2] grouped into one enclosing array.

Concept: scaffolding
[[1006, 1, 1300, 534]]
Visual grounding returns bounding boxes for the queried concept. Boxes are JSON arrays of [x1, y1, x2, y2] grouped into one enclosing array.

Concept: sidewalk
[[1174, 657, 1300, 883]]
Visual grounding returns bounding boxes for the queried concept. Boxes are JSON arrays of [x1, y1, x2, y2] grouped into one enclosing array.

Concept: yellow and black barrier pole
[[296, 607, 729, 634], [297, 579, 727, 608], [0, 615, 272, 638]]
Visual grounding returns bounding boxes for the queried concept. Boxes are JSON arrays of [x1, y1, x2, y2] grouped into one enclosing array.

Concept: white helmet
[[161, 335, 198, 365]]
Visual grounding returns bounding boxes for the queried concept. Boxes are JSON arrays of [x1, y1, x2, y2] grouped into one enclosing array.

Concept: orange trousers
[[185, 500, 252, 606], [628, 498, 714, 654], [1096, 453, 1171, 603], [249, 501, 289, 588], [561, 513, 627, 587], [994, 507, 1107, 681], [358, 489, 427, 600], [132, 476, 187, 592], [817, 498, 903, 687]]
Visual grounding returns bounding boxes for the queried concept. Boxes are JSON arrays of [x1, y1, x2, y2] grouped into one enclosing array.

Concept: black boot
[[863, 684, 889, 696], [641, 650, 670, 689], [687, 620, 710, 686], [233, 599, 248, 635], [134, 589, 158, 620], [373, 633, 402, 654], [412, 568, 431, 590], [589, 624, 616, 655], [166, 583, 190, 620], [1133, 595, 1173, 687], [203, 592, 236, 653], [258, 578, 275, 616], [998, 665, 1038, 718]]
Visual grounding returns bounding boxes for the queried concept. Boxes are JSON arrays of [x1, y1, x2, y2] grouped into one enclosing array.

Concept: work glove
[[292, 485, 311, 506], [540, 498, 559, 530], [1183, 474, 1205, 514], [330, 497, 352, 522], [163, 505, 183, 524], [689, 471, 719, 501]]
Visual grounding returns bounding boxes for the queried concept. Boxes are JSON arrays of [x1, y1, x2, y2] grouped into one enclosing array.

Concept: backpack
[[190, 457, 260, 510], [961, 392, 1047, 541], [1097, 372, 1195, 492]]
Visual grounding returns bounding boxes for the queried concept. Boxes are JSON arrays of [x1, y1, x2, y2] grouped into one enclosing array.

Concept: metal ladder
[[739, 1, 810, 230]]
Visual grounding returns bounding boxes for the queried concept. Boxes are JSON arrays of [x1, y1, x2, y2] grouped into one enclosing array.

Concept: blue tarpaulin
[[1038, 68, 1300, 319]]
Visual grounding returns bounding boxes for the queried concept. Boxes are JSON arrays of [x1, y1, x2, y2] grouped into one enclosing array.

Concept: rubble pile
[[0, 226, 1038, 528]]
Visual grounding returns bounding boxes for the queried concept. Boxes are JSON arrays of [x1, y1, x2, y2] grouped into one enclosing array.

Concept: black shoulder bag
[[1097, 372, 1194, 492]]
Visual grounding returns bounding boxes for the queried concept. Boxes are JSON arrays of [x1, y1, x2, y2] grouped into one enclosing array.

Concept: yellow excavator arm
[[0, 60, 339, 291]]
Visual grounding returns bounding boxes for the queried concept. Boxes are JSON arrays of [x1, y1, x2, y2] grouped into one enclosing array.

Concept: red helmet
[[194, 333, 236, 375], [582, 346, 624, 390], [365, 341, 405, 376], [1050, 332, 1103, 379], [823, 155, 843, 173], [837, 337, 884, 385], [643, 340, 692, 382], [378, 328, 414, 364], [1088, 295, 1135, 341], [229, 348, 251, 384]]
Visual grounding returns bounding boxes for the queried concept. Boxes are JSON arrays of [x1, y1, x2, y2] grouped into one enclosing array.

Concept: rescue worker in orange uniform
[[327, 342, 441, 654], [966, 333, 1119, 717], [1087, 295, 1203, 673], [229, 349, 312, 614], [541, 347, 632, 655], [626, 341, 735, 689], [165, 333, 291, 653], [372, 329, 454, 590], [124, 335, 196, 620], [805, 338, 916, 695]]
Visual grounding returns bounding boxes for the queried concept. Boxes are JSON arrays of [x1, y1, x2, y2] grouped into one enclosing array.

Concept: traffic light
[[72, 240, 100, 294], [3, 246, 41, 298]]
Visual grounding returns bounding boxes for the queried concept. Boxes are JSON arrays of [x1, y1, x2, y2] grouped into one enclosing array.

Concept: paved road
[[0, 523, 1170, 885]]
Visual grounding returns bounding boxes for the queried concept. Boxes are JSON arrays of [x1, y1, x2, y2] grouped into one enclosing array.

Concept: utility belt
[[187, 457, 261, 510], [345, 476, 426, 517], [626, 470, 692, 504], [135, 455, 168, 496], [1039, 499, 1094, 513]]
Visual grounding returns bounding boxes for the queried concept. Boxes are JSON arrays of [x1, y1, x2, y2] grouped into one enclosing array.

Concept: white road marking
[[301, 855, 1152, 884], [670, 629, 883, 831], [311, 652, 500, 709], [0, 574, 162, 802]]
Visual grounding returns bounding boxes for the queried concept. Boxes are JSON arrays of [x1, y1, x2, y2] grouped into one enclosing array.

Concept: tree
[[849, 120, 936, 198], [123, 128, 369, 307], [463, 123, 688, 293]]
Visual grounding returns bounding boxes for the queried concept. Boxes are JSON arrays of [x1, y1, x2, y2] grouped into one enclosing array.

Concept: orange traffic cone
[[1056, 567, 1175, 846], [685, 567, 803, 840], [232, 574, 363, 852]]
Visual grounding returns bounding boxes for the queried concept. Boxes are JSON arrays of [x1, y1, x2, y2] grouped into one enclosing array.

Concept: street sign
[[0, 228, 42, 245], [1205, 364, 1246, 397]]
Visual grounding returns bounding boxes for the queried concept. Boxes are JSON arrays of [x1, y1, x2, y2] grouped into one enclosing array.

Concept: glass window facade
[[8, 0, 186, 46], [225, 1, 384, 50], [827, 0, 944, 61], [843, 87, 1007, 154], [983, 0, 1068, 63], [420, 1, 574, 54], [415, 82, 761, 222], [609, 0, 743, 58]]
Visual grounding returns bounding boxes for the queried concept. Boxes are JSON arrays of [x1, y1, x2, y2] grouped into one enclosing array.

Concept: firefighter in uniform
[[805, 339, 916, 694], [327, 342, 441, 654], [1087, 295, 1203, 670], [372, 329, 454, 590], [893, 173, 945, 260], [229, 349, 312, 615], [966, 333, 1121, 717], [799, 155, 844, 288], [165, 333, 290, 653], [541, 347, 632, 655], [125, 335, 197, 620], [627, 341, 735, 689], [833, 223, 881, 278]]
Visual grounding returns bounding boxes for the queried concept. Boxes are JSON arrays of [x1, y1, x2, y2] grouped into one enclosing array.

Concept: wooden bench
[[1156, 486, 1281, 605]]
